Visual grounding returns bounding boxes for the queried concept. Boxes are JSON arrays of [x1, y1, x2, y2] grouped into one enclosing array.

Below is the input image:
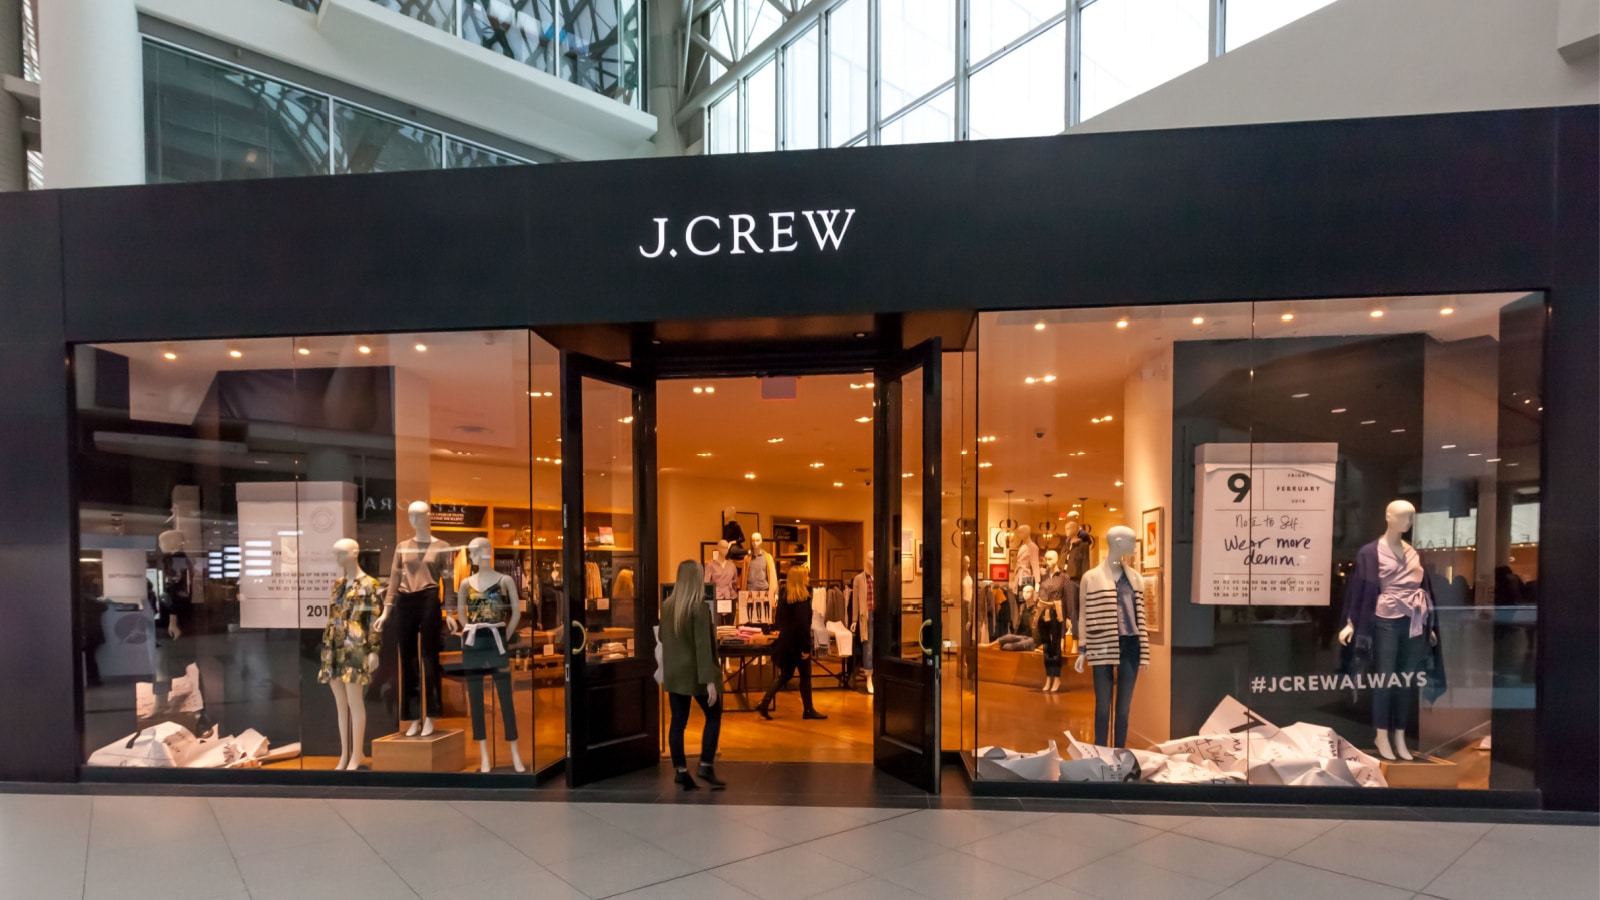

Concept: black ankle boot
[[803, 710, 828, 720], [755, 699, 773, 720], [697, 765, 726, 790], [674, 769, 698, 790]]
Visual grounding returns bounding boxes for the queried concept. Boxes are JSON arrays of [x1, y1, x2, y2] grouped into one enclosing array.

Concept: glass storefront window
[[77, 332, 560, 775], [970, 293, 1543, 793], [785, 26, 821, 151]]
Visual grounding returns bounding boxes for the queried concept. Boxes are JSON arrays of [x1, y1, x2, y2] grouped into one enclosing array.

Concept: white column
[[39, 0, 144, 188]]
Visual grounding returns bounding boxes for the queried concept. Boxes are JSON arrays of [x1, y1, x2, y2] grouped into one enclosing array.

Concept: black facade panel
[[1538, 107, 1599, 812]]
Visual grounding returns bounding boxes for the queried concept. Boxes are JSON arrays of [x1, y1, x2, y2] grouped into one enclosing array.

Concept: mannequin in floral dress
[[318, 539, 383, 770]]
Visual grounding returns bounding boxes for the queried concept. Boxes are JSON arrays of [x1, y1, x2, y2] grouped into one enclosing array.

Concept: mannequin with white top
[[320, 539, 381, 770], [457, 538, 526, 773], [1074, 526, 1149, 747], [1339, 500, 1439, 761]]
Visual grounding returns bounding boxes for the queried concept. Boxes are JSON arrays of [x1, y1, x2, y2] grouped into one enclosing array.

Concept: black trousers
[[667, 691, 722, 769], [759, 654, 817, 713], [463, 642, 517, 742], [1093, 635, 1141, 747], [392, 588, 443, 721], [1039, 618, 1064, 677]]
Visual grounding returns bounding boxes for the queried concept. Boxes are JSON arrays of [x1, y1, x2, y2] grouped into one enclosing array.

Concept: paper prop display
[[973, 696, 1385, 788], [87, 721, 301, 769]]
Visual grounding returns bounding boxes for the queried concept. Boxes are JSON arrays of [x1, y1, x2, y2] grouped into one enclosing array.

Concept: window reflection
[[334, 103, 443, 174]]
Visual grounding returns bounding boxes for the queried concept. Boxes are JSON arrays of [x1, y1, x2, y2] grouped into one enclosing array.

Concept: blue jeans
[[1093, 635, 1141, 747], [1371, 616, 1427, 732]]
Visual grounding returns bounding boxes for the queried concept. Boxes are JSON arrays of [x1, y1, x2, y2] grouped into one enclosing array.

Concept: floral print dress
[[318, 573, 383, 685]]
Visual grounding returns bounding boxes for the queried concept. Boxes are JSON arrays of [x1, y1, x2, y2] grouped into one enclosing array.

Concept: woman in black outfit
[[755, 565, 828, 721]]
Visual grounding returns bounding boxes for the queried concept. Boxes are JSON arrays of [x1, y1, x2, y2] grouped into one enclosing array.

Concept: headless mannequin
[[1339, 499, 1437, 761], [329, 539, 379, 771], [458, 538, 526, 773], [375, 501, 448, 737]]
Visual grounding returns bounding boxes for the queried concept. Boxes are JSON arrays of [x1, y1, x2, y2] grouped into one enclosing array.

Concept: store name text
[[638, 209, 856, 259]]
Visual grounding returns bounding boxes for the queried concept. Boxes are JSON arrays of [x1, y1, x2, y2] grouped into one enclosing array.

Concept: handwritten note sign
[[1193, 443, 1337, 606]]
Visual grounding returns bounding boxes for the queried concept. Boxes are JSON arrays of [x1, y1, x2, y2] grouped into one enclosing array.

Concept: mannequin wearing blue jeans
[[1093, 636, 1141, 747]]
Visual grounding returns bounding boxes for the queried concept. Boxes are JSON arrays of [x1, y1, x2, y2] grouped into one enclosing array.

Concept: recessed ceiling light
[[1292, 393, 1310, 399], [162, 351, 178, 361], [1115, 319, 1129, 329], [1034, 322, 1046, 331], [833, 482, 844, 488], [1192, 316, 1205, 325], [767, 437, 784, 443], [1523, 398, 1532, 404], [1114, 480, 1124, 487], [1439, 307, 1455, 316], [228, 349, 243, 359], [253, 459, 269, 465], [1391, 428, 1406, 433], [1506, 462, 1520, 467], [1487, 458, 1502, 463], [1108, 507, 1118, 512], [696, 452, 712, 457], [619, 416, 634, 424], [1369, 309, 1384, 318], [744, 472, 756, 479], [978, 435, 996, 443], [706, 386, 716, 393], [414, 343, 427, 352], [902, 472, 914, 478], [1468, 453, 1482, 457], [297, 346, 311, 356], [978, 462, 993, 469], [1331, 408, 1347, 414], [1441, 444, 1456, 450], [357, 345, 372, 355], [1043, 374, 1057, 383], [855, 417, 872, 423], [809, 462, 825, 469], [1053, 472, 1069, 478], [1025, 377, 1036, 384], [1280, 313, 1295, 322], [693, 387, 703, 394], [1360, 419, 1377, 425], [854, 332, 868, 338]]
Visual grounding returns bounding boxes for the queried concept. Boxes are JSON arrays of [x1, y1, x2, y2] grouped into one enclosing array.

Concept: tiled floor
[[2, 783, 1595, 900]]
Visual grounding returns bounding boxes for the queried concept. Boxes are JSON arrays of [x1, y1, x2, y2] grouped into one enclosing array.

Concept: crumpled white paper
[[87, 722, 298, 769], [974, 695, 1385, 787]]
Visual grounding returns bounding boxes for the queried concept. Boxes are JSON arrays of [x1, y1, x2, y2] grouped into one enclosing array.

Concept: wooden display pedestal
[[977, 647, 1047, 686], [372, 728, 466, 773], [1379, 754, 1458, 789]]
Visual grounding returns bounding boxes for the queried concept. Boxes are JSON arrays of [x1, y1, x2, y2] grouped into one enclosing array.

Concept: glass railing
[[273, 1, 640, 108]]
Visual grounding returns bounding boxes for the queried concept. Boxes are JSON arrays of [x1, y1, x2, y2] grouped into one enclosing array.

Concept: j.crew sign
[[638, 209, 856, 259]]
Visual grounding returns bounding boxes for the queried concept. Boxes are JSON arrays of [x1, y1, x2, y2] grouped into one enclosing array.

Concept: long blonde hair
[[783, 564, 810, 605], [667, 559, 705, 632]]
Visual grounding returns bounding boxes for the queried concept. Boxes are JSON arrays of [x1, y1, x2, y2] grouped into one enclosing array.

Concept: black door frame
[[560, 350, 661, 787], [871, 339, 944, 792]]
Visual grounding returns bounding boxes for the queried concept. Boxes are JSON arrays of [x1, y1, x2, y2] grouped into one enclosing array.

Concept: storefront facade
[[1, 106, 1594, 810]]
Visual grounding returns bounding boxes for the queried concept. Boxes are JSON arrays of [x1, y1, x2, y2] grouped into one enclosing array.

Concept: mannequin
[[1036, 549, 1074, 693], [375, 501, 452, 738], [156, 530, 192, 641], [743, 532, 777, 621], [852, 551, 875, 694], [1065, 517, 1093, 581], [706, 540, 738, 610], [457, 538, 526, 773], [318, 539, 382, 770], [1075, 526, 1148, 747], [1010, 525, 1040, 591], [1338, 500, 1439, 761]]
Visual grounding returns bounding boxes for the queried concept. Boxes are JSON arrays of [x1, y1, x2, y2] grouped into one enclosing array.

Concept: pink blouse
[[1374, 540, 1430, 637]]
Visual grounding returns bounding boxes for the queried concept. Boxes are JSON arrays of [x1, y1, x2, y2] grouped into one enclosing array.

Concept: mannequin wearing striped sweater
[[1073, 526, 1148, 747]]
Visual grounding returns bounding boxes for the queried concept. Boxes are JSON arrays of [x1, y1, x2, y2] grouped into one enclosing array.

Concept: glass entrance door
[[559, 351, 659, 787], [872, 340, 943, 792]]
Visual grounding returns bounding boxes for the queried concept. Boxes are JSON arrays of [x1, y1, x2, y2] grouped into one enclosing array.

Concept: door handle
[[571, 620, 586, 657], [919, 620, 933, 658]]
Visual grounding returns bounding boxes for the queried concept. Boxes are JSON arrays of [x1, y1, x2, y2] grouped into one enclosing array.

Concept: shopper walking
[[755, 565, 828, 721], [659, 559, 725, 790]]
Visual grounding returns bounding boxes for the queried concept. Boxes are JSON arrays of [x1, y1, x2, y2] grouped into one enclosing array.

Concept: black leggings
[[759, 655, 816, 713], [391, 588, 443, 721], [1371, 616, 1427, 732], [1093, 635, 1141, 747], [668, 691, 722, 769], [1039, 618, 1064, 677], [463, 642, 517, 742]]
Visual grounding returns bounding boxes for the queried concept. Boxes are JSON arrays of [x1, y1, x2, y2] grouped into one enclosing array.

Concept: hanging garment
[[825, 586, 847, 624], [584, 562, 603, 601]]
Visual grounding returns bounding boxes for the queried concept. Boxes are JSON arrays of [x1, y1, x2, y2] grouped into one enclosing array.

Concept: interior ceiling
[[94, 292, 1532, 514]]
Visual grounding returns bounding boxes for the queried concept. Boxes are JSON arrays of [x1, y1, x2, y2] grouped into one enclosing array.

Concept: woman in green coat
[[659, 559, 725, 790]]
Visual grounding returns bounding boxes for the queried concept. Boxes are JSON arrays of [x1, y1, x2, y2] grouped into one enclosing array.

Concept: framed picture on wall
[[1140, 507, 1164, 569], [989, 528, 1009, 561], [1142, 567, 1164, 637], [914, 539, 925, 574], [989, 563, 1009, 582]]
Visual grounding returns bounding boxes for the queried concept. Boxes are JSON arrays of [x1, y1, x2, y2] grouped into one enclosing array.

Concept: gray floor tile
[[714, 845, 871, 900], [1106, 813, 1201, 831], [741, 805, 909, 844], [1034, 813, 1163, 852], [1421, 827, 1600, 900], [804, 820, 947, 874], [1219, 860, 1414, 900], [247, 859, 421, 900], [1286, 821, 1488, 892], [809, 875, 932, 900], [965, 823, 1118, 880], [1174, 815, 1341, 857], [879, 849, 1044, 900], [1116, 831, 1273, 886], [612, 872, 764, 900], [647, 818, 794, 868], [883, 809, 1035, 849], [232, 832, 382, 892], [1054, 854, 1227, 900], [547, 841, 703, 898]]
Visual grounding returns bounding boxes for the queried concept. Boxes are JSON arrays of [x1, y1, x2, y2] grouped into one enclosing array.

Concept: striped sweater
[[1076, 565, 1150, 667]]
